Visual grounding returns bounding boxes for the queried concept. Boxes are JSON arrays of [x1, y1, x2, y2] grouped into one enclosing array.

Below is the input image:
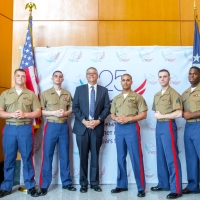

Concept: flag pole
[[194, 0, 197, 20], [18, 2, 37, 193], [192, 0, 200, 67]]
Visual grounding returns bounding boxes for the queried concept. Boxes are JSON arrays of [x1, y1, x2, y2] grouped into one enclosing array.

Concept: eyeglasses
[[87, 73, 97, 75]]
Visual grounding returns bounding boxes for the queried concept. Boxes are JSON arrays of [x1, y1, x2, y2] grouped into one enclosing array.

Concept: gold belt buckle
[[16, 122, 20, 126]]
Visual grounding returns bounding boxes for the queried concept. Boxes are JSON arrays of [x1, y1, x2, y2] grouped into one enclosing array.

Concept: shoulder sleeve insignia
[[176, 98, 180, 104]]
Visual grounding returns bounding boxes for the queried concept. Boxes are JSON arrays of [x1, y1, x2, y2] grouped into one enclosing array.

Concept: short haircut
[[190, 66, 200, 73], [14, 68, 26, 75], [158, 69, 170, 77], [86, 67, 98, 75], [121, 73, 132, 80], [52, 70, 63, 77]]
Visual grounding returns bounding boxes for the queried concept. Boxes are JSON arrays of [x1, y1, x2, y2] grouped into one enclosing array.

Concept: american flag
[[193, 4, 200, 67], [20, 15, 40, 129]]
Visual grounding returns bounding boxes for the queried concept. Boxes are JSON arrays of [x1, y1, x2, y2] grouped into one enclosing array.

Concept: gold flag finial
[[25, 2, 36, 14]]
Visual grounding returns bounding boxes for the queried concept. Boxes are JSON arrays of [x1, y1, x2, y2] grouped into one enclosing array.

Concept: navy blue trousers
[[156, 121, 182, 194], [40, 122, 72, 189], [76, 128, 102, 186], [115, 122, 145, 191], [1, 124, 35, 191], [184, 122, 200, 192]]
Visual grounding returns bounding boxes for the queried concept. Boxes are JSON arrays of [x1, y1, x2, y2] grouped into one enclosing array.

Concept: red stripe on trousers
[[169, 121, 180, 194], [31, 126, 36, 177], [135, 122, 145, 189], [39, 122, 48, 187]]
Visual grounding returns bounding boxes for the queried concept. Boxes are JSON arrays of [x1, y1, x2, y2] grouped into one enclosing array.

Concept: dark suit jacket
[[72, 84, 110, 137]]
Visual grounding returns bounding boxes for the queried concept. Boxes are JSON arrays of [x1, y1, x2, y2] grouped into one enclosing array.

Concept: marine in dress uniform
[[182, 66, 200, 194], [110, 74, 147, 198], [0, 69, 41, 198], [151, 69, 182, 199], [39, 71, 76, 196]]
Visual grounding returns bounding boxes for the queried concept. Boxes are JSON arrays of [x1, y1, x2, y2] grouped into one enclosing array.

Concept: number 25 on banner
[[99, 70, 126, 91]]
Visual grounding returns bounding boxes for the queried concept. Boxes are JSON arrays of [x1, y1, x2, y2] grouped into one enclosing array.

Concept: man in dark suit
[[72, 67, 110, 193]]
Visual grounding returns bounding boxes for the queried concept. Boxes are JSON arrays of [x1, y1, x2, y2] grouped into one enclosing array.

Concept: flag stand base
[[18, 186, 27, 193]]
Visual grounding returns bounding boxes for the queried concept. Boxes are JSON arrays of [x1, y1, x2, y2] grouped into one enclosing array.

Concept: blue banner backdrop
[[20, 46, 192, 185]]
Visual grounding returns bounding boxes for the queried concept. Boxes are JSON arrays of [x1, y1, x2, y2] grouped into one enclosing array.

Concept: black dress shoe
[[182, 187, 200, 194], [27, 187, 39, 197], [166, 193, 182, 199], [111, 187, 128, 193], [91, 185, 102, 192], [0, 190, 11, 198], [80, 186, 88, 193], [39, 188, 47, 196], [151, 186, 164, 191], [137, 190, 145, 197], [62, 184, 76, 191], [182, 188, 191, 194]]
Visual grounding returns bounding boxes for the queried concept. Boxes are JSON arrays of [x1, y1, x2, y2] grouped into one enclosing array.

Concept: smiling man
[[182, 66, 200, 194], [0, 69, 41, 198], [110, 74, 147, 197], [72, 67, 110, 193], [151, 69, 182, 199]]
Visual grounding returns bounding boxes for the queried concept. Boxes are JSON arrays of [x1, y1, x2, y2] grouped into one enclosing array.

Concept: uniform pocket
[[191, 97, 200, 110], [5, 99, 15, 105], [63, 101, 70, 106], [160, 99, 173, 113], [5, 99, 15, 110], [116, 102, 121, 107], [127, 101, 137, 108], [47, 100, 58, 106], [22, 100, 32, 106]]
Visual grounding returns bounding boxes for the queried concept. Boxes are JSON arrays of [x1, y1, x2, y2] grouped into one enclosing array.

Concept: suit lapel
[[95, 85, 102, 110], [84, 84, 89, 114]]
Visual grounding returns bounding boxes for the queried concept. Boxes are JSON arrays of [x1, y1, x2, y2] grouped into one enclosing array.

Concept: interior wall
[[0, 0, 13, 162], [12, 0, 200, 76]]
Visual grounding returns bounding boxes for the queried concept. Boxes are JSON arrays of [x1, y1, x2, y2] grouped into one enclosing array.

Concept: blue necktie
[[90, 86, 95, 119]]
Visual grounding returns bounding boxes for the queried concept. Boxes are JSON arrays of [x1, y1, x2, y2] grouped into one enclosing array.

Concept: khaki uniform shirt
[[40, 87, 72, 121], [182, 82, 200, 112], [152, 86, 182, 114], [0, 87, 41, 123], [111, 91, 148, 116]]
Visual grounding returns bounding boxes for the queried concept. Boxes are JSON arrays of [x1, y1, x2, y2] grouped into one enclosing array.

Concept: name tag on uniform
[[162, 99, 171, 104], [193, 94, 200, 97], [63, 98, 69, 101], [23, 97, 32, 101]]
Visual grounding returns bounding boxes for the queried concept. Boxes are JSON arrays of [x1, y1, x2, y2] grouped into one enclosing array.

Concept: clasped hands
[[11, 110, 26, 119], [82, 119, 100, 129], [154, 111, 163, 119], [115, 114, 130, 124], [182, 110, 193, 119], [54, 109, 65, 117]]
